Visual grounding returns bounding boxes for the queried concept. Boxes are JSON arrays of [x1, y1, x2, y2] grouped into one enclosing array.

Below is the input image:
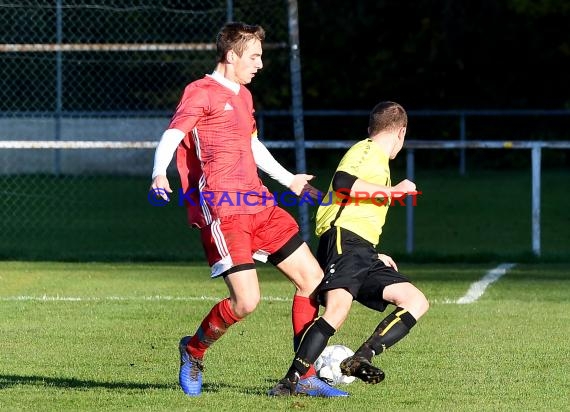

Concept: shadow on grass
[[0, 374, 171, 391], [0, 374, 271, 396]]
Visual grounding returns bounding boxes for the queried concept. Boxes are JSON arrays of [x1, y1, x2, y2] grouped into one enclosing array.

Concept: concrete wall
[[0, 116, 173, 175]]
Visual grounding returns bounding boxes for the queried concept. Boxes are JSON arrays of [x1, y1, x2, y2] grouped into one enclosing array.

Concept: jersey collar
[[208, 71, 240, 95]]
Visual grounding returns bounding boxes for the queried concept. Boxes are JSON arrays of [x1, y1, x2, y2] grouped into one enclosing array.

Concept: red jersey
[[171, 75, 274, 228]]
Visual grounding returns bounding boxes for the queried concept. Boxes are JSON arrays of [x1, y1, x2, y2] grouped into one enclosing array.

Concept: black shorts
[[315, 227, 410, 312]]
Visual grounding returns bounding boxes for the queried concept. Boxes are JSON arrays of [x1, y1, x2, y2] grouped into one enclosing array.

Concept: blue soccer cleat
[[178, 336, 204, 396], [296, 375, 349, 397]]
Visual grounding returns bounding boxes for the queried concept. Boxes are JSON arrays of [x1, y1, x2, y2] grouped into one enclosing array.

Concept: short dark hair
[[368, 101, 408, 136], [216, 22, 265, 63]]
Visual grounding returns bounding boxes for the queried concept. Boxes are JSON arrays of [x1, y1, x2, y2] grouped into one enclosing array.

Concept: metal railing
[[1, 138, 567, 258], [257, 108, 570, 174], [260, 138, 570, 256]]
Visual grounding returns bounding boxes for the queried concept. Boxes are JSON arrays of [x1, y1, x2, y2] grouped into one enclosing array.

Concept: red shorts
[[200, 206, 301, 277]]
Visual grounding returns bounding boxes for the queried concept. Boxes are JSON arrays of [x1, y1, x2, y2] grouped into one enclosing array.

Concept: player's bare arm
[[333, 171, 416, 198], [390, 179, 417, 198], [289, 174, 320, 199], [251, 136, 319, 198], [352, 177, 416, 198]]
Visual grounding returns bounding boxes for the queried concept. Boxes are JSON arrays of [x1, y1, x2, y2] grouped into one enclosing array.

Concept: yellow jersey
[[315, 138, 391, 246]]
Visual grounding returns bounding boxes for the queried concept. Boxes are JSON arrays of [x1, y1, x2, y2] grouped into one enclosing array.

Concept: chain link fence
[[2, 2, 569, 262], [0, 0, 292, 261]]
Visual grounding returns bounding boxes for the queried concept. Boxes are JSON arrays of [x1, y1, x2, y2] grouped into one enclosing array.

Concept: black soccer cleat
[[339, 356, 385, 384], [267, 376, 298, 396]]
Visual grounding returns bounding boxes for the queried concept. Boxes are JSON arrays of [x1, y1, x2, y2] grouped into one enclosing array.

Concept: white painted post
[[406, 149, 415, 254], [459, 113, 466, 175], [531, 145, 541, 256]]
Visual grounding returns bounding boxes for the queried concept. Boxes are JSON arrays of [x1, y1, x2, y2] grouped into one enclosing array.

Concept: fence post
[[531, 144, 541, 256], [287, 0, 310, 242], [406, 148, 415, 254], [226, 0, 234, 21], [459, 113, 466, 175], [54, 0, 63, 175]]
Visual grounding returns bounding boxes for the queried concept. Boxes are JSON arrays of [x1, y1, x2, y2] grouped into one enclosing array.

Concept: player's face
[[233, 39, 263, 85]]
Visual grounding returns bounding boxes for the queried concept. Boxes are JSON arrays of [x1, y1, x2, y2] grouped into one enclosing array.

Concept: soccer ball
[[314, 344, 356, 386]]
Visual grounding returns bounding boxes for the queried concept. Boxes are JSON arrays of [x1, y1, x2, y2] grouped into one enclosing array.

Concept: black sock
[[285, 317, 336, 381], [355, 307, 417, 361]]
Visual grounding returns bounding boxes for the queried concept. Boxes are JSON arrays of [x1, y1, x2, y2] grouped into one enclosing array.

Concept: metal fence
[[1, 1, 569, 262], [0, 0, 295, 261], [0, 0, 291, 174], [2, 137, 569, 261]]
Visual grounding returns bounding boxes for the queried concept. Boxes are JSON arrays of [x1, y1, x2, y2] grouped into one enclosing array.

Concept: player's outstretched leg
[[179, 336, 204, 396], [339, 356, 385, 384], [269, 317, 349, 398]]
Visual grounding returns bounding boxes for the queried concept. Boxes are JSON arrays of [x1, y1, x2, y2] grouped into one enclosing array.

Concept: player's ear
[[399, 126, 407, 140], [227, 50, 236, 63]]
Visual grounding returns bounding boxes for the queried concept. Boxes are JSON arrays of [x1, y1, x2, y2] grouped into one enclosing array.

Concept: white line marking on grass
[[0, 295, 293, 302], [456, 263, 516, 304], [428, 298, 460, 305], [0, 263, 517, 306]]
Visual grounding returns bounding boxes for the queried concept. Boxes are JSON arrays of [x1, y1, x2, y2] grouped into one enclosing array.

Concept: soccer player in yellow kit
[[269, 101, 429, 396]]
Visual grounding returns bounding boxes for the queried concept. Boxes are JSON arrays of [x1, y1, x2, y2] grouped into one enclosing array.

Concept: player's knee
[[322, 308, 349, 330], [407, 288, 429, 320], [232, 297, 260, 318], [322, 296, 352, 329], [298, 264, 324, 293], [415, 290, 429, 317], [389, 283, 429, 320]]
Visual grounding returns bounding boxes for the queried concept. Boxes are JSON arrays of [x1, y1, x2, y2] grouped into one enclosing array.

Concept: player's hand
[[150, 175, 172, 201], [377, 253, 398, 271], [289, 174, 320, 199], [391, 179, 416, 199]]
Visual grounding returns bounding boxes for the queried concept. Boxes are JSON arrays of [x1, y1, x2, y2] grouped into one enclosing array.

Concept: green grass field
[[1, 261, 568, 411]]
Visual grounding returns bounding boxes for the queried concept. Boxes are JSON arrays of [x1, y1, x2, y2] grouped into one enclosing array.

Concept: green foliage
[[298, 1, 570, 109]]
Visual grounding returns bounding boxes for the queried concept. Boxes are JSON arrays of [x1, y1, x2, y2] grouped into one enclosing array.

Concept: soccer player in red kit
[[150, 22, 347, 398]]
